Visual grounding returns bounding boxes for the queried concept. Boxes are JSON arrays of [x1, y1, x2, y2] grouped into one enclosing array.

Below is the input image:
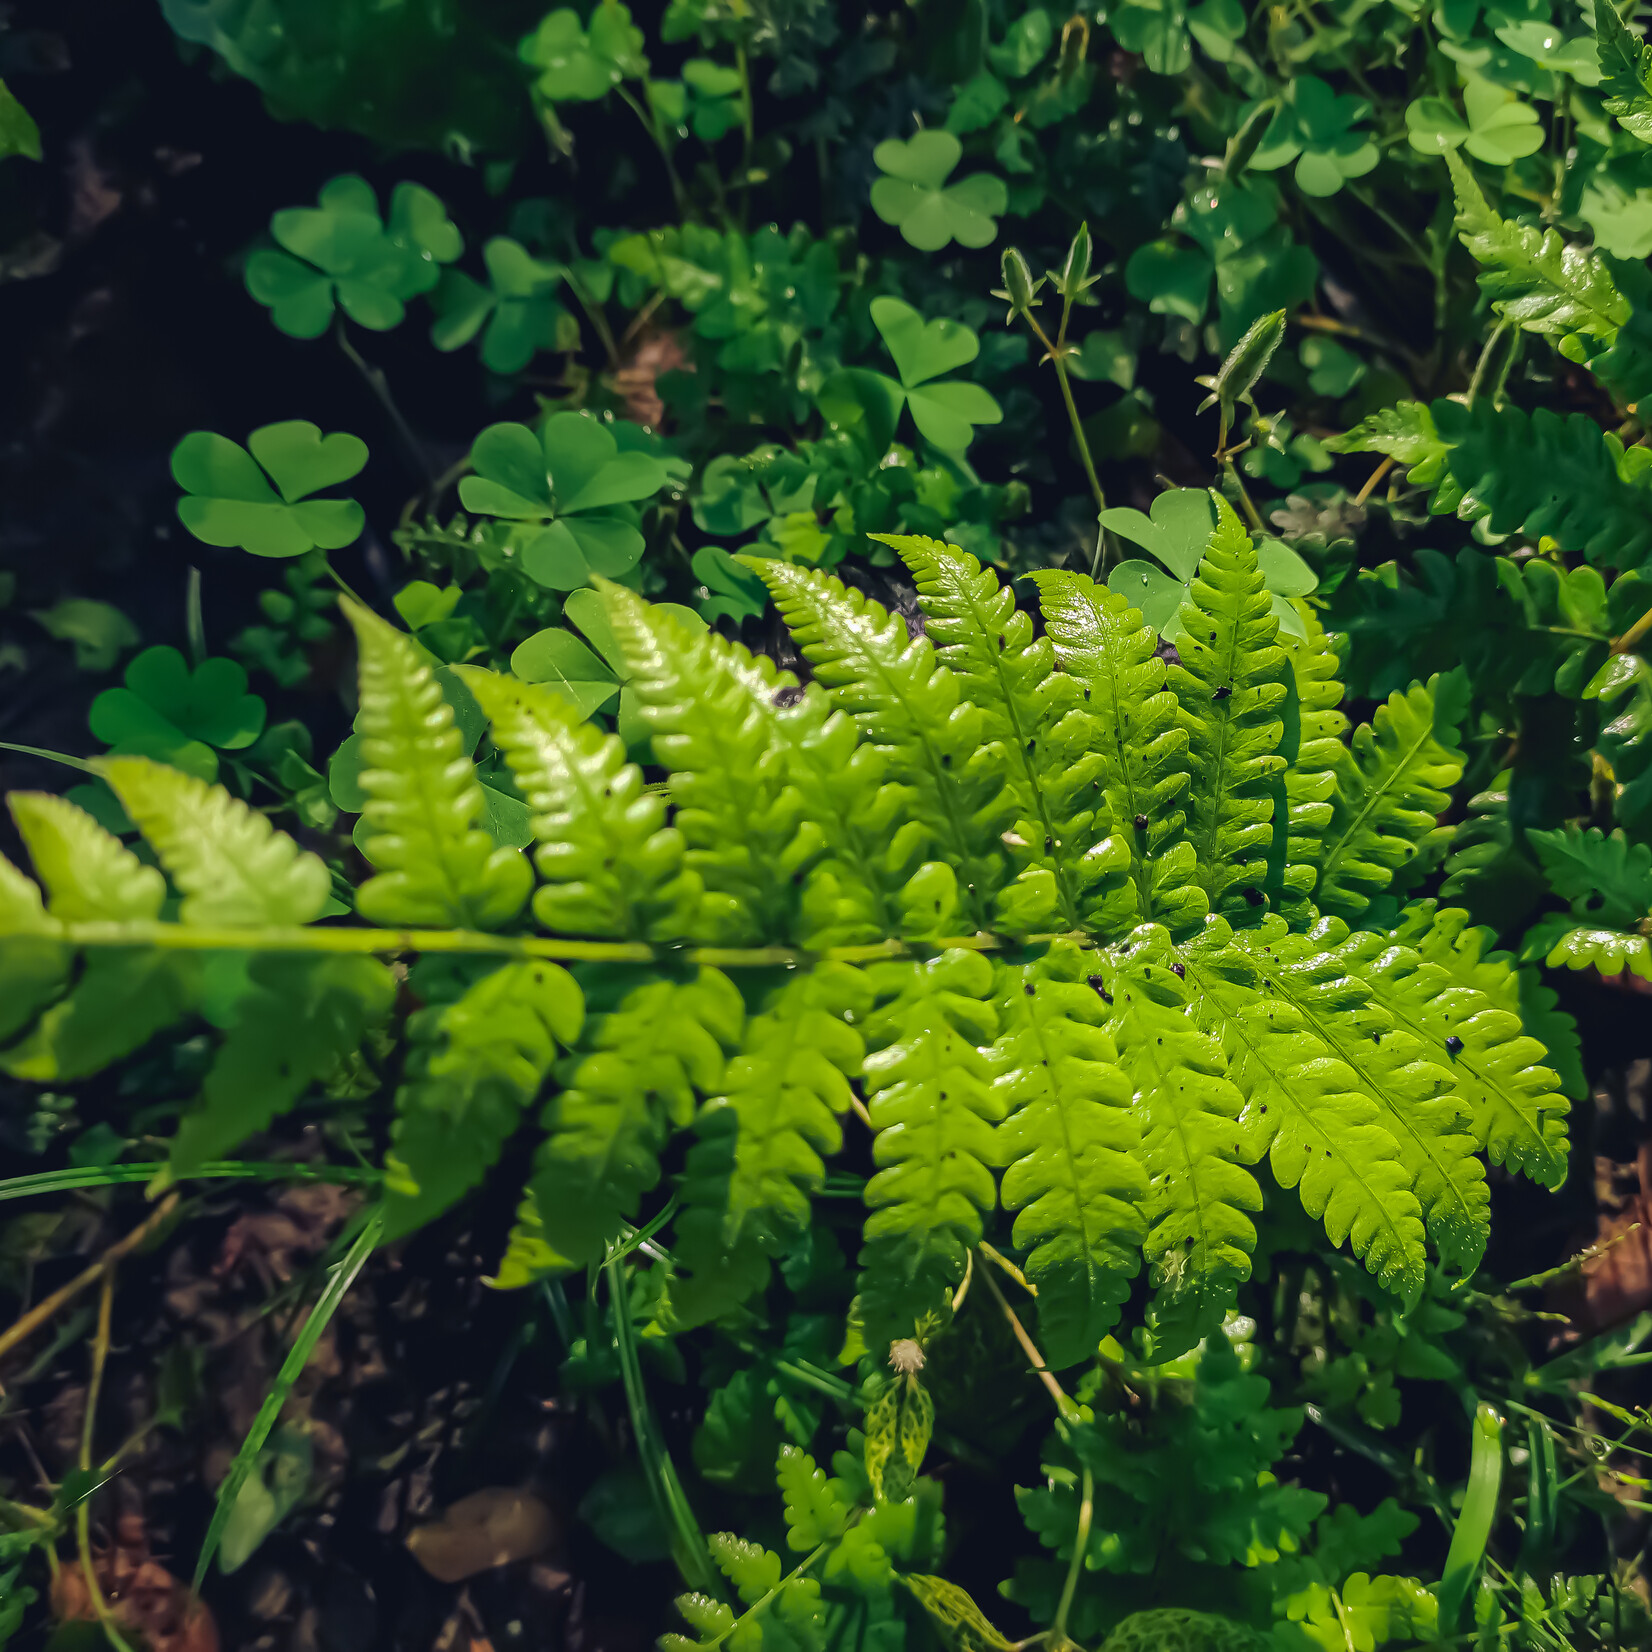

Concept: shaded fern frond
[[8, 792, 165, 922], [1272, 610, 1350, 915], [748, 559, 1011, 930], [1165, 498, 1288, 918], [344, 599, 531, 930], [1033, 571, 1202, 934], [882, 532, 1133, 934], [1317, 671, 1469, 919], [994, 939, 1147, 1368], [1186, 915, 1427, 1303], [1103, 925, 1259, 1359]]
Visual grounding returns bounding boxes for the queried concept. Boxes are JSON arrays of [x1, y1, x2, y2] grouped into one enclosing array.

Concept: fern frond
[[601, 580, 810, 944], [1316, 671, 1469, 920], [0, 952, 199, 1082], [384, 958, 584, 1239], [689, 637, 924, 948], [1527, 914, 1652, 980], [1273, 611, 1350, 915], [1032, 571, 1202, 935], [1327, 402, 1452, 501], [1444, 150, 1628, 346], [1345, 930, 1568, 1189], [100, 756, 331, 926], [1233, 920, 1490, 1271], [859, 949, 1001, 1347], [1185, 916, 1427, 1303], [457, 666, 697, 940], [0, 852, 68, 1042], [1597, 0, 1652, 144], [672, 963, 871, 1324], [1529, 824, 1652, 927], [1165, 498, 1288, 917], [748, 559, 1011, 930], [8, 793, 165, 921], [525, 966, 745, 1268], [344, 600, 531, 930], [1431, 399, 1652, 566], [994, 940, 1147, 1368], [880, 533, 1133, 934], [1103, 925, 1259, 1358], [171, 955, 396, 1174]]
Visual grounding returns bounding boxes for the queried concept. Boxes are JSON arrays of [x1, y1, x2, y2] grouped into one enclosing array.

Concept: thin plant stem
[[0, 1196, 179, 1365], [1353, 454, 1396, 507], [335, 318, 431, 483], [1052, 1465, 1094, 1646], [77, 1271, 138, 1652], [1465, 318, 1511, 408], [604, 1252, 719, 1596], [976, 1251, 1078, 1422], [1614, 605, 1652, 655], [617, 87, 689, 220], [1024, 312, 1106, 516], [0, 740, 101, 776], [185, 568, 207, 666], [977, 1241, 1037, 1296], [564, 269, 622, 370], [317, 558, 374, 615]]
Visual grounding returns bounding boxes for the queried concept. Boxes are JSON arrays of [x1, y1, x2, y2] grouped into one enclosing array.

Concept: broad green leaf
[[8, 792, 164, 922]]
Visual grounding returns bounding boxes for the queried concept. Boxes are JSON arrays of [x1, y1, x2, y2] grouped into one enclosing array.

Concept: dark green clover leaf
[[173, 422, 368, 559], [0, 78, 41, 162], [457, 412, 686, 590], [692, 545, 770, 624], [1300, 336, 1365, 397], [1108, 0, 1192, 76], [1123, 239, 1211, 323], [1496, 21, 1599, 83], [870, 297, 1003, 453], [1103, 488, 1318, 642], [90, 647, 266, 782], [519, 4, 648, 103], [560, 587, 708, 746], [1406, 79, 1543, 164], [1249, 77, 1377, 198], [431, 237, 578, 374], [648, 59, 744, 141], [988, 10, 1053, 78], [245, 175, 462, 339], [870, 131, 1008, 252], [510, 626, 621, 719]]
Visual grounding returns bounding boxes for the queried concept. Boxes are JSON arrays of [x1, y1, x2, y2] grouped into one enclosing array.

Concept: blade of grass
[[191, 1207, 382, 1591], [0, 1162, 382, 1204], [603, 1250, 719, 1596], [1438, 1402, 1503, 1634]]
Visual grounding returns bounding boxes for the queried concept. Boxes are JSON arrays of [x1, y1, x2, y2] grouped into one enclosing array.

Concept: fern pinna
[[0, 495, 1569, 1366]]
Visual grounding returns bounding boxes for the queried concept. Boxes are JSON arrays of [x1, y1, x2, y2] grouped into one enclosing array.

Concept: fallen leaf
[[406, 1488, 558, 1582]]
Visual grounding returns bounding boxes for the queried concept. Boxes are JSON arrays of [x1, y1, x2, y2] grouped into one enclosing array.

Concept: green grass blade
[[1437, 1401, 1503, 1633], [191, 1207, 382, 1590], [0, 1162, 382, 1204]]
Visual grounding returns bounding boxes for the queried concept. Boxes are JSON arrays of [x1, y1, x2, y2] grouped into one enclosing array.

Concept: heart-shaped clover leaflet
[[870, 297, 980, 387]]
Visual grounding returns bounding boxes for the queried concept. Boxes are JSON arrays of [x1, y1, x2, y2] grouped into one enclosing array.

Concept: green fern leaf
[[1185, 915, 1427, 1303], [1326, 402, 1452, 501], [1597, 0, 1652, 143], [1103, 925, 1259, 1359], [879, 532, 1134, 934], [457, 666, 696, 940], [858, 949, 1001, 1348], [526, 966, 745, 1269], [1431, 399, 1652, 566], [1166, 498, 1289, 917], [776, 1445, 853, 1551], [0, 951, 198, 1082], [1529, 824, 1652, 927], [1444, 149, 1628, 346], [0, 852, 69, 1043], [8, 793, 165, 921], [1526, 913, 1652, 980], [343, 599, 531, 930], [747, 559, 1011, 931], [1272, 610, 1350, 915], [673, 963, 871, 1323], [994, 940, 1147, 1368], [1234, 919, 1490, 1270], [601, 580, 816, 944], [171, 955, 396, 1174], [1317, 671, 1469, 920], [1032, 570, 1203, 935], [1345, 931, 1568, 1189], [100, 756, 331, 926], [384, 958, 584, 1239]]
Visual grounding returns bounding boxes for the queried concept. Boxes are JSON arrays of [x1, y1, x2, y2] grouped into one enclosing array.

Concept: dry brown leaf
[[52, 1513, 219, 1652], [406, 1488, 558, 1583]]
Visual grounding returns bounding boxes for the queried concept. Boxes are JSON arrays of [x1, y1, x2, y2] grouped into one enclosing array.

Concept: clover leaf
[[1102, 488, 1317, 642], [510, 626, 621, 719], [245, 176, 462, 339], [692, 545, 770, 624], [173, 422, 369, 559], [90, 647, 266, 782], [1405, 79, 1544, 164], [457, 412, 686, 590], [519, 4, 648, 103], [870, 131, 1008, 252], [869, 297, 1004, 453], [1249, 77, 1378, 198], [1108, 0, 1193, 76], [431, 237, 579, 373], [649, 59, 745, 142], [1495, 21, 1599, 84]]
